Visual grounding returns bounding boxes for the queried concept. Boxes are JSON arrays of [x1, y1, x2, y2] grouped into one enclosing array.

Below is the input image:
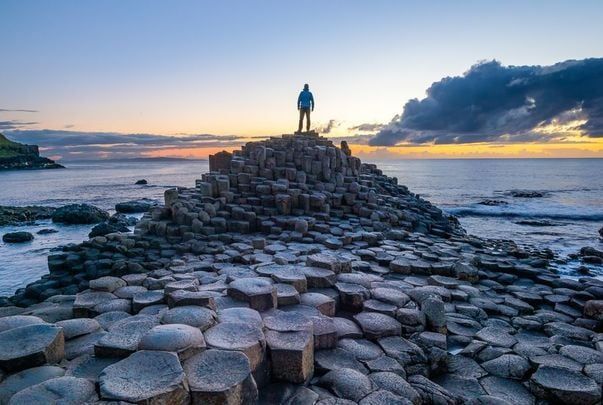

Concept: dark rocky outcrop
[[115, 198, 158, 213], [52, 204, 110, 225], [0, 133, 63, 171], [2, 231, 34, 243], [0, 206, 56, 226]]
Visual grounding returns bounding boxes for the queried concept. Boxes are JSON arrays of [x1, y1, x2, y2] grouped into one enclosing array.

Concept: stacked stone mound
[[0, 132, 601, 404], [140, 131, 460, 242]]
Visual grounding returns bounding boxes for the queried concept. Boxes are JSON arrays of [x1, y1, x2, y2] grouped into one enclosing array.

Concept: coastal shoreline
[[0, 132, 601, 404]]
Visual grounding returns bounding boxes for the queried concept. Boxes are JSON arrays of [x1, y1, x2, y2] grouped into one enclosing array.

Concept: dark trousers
[[298, 107, 311, 132]]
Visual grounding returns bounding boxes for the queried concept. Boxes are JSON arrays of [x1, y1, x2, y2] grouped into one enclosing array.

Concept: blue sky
[[1, 1, 602, 158]]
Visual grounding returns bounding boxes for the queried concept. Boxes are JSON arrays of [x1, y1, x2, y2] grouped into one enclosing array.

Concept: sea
[[0, 158, 601, 296]]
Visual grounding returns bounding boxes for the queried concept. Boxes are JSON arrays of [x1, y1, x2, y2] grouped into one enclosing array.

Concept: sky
[[1, 0, 602, 160]]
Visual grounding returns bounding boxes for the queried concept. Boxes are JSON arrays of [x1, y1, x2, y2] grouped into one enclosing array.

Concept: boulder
[[115, 198, 158, 213], [2, 231, 33, 243], [52, 204, 109, 224]]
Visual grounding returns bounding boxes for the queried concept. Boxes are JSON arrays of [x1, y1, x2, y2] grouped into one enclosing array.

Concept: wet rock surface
[[0, 132, 601, 404]]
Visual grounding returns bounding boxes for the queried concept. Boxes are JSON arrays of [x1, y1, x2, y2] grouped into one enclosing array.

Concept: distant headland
[[0, 133, 64, 171]]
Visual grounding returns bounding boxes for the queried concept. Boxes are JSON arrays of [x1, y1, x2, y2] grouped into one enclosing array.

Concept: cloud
[[327, 134, 374, 145], [3, 129, 248, 159], [0, 108, 38, 113], [370, 58, 603, 146], [0, 120, 38, 130], [317, 119, 339, 134], [348, 123, 385, 132]]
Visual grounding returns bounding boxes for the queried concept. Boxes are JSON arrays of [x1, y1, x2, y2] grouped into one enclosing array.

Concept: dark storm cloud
[[2, 130, 247, 159], [370, 58, 603, 146]]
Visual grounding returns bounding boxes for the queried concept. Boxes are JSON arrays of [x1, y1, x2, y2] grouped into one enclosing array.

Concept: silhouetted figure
[[297, 84, 314, 133]]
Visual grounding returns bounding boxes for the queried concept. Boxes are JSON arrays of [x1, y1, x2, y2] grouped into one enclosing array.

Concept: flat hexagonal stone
[[100, 350, 189, 403], [559, 345, 603, 365], [138, 324, 205, 360], [336, 282, 369, 310], [166, 290, 217, 310], [482, 354, 530, 380], [114, 285, 147, 299], [315, 348, 369, 375], [161, 306, 217, 330], [312, 317, 338, 349], [56, 318, 101, 339], [530, 366, 601, 404], [338, 338, 384, 361], [183, 349, 258, 404], [543, 321, 593, 341], [365, 355, 406, 376], [270, 268, 308, 293], [73, 291, 117, 317], [301, 267, 337, 288], [307, 252, 351, 273], [0, 365, 65, 404], [371, 288, 410, 307], [266, 329, 314, 383], [65, 331, 107, 360], [94, 311, 131, 330], [9, 376, 97, 404], [228, 278, 277, 311], [528, 354, 583, 372], [475, 326, 517, 348], [0, 315, 46, 332], [359, 390, 410, 405], [0, 324, 64, 371], [301, 293, 336, 316], [264, 312, 313, 332], [480, 376, 536, 405], [94, 315, 158, 358], [132, 291, 165, 312], [432, 374, 485, 401], [318, 368, 373, 402], [333, 317, 363, 339], [65, 354, 120, 382], [89, 276, 126, 292], [370, 371, 420, 403], [204, 322, 266, 371], [218, 307, 263, 328], [276, 283, 301, 306], [354, 312, 401, 340]]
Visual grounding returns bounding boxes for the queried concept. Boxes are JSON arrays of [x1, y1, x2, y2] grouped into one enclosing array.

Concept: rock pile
[[0, 132, 601, 404]]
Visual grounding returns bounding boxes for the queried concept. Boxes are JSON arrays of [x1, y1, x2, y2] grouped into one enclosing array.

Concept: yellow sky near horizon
[[137, 136, 603, 160]]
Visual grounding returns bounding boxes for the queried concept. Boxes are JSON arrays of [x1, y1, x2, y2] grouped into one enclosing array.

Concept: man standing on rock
[[297, 83, 314, 133]]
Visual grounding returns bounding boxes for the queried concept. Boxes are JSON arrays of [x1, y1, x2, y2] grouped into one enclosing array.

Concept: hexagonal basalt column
[[184, 349, 258, 405], [227, 278, 277, 311]]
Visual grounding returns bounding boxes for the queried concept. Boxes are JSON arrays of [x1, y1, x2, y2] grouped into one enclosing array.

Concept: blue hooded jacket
[[298, 89, 314, 110]]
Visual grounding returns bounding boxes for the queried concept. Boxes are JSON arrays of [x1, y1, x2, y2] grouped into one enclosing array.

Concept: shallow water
[[0, 158, 601, 296]]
